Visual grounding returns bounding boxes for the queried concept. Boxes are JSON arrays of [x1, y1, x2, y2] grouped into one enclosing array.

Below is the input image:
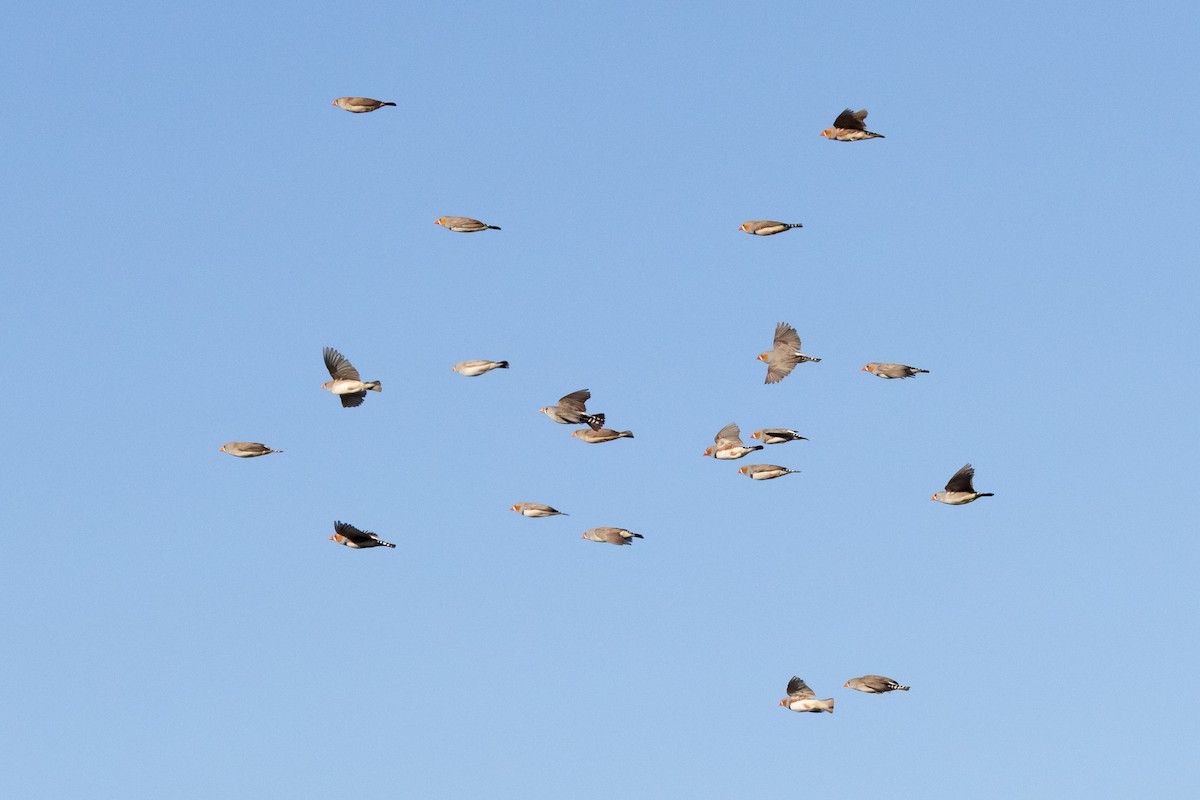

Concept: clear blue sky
[[2, 1, 1197, 797]]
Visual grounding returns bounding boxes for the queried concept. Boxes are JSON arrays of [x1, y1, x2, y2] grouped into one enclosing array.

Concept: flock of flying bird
[[217, 98, 997, 715]]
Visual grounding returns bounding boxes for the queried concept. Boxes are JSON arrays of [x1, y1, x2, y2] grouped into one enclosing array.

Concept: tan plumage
[[509, 503, 567, 518], [749, 428, 807, 445], [758, 322, 821, 384], [779, 677, 834, 714], [737, 464, 800, 480], [820, 108, 884, 141], [738, 220, 803, 236], [331, 97, 397, 113], [702, 422, 763, 459], [581, 527, 643, 546], [219, 441, 283, 458], [321, 347, 381, 408], [862, 363, 929, 379], [931, 463, 994, 505], [453, 360, 509, 377], [435, 216, 501, 232], [572, 428, 634, 443], [844, 675, 910, 694], [540, 389, 605, 429], [328, 520, 396, 549]]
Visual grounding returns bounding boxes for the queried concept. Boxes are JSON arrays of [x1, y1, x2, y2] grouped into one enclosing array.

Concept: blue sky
[[2, 1, 1198, 797]]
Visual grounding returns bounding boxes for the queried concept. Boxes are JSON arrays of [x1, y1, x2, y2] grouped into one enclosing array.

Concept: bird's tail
[[486, 225, 502, 230], [787, 223, 803, 229], [379, 540, 397, 548], [366, 381, 382, 392], [978, 492, 995, 497], [823, 698, 835, 713], [630, 532, 644, 539], [917, 369, 930, 373], [786, 469, 802, 475], [382, 102, 398, 107], [617, 430, 635, 439], [584, 413, 606, 430], [893, 684, 911, 691], [497, 361, 510, 368], [269, 449, 285, 454], [867, 131, 884, 138], [750, 445, 764, 452], [800, 355, 822, 363]]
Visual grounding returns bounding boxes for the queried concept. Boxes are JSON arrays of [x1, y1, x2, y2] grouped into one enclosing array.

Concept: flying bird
[[703, 422, 763, 459], [453, 360, 509, 377], [331, 97, 397, 113], [218, 442, 283, 458], [435, 216, 501, 232], [329, 520, 396, 549], [931, 463, 994, 505], [321, 347, 381, 408], [759, 322, 821, 384], [540, 389, 605, 430], [738, 220, 803, 236], [844, 675, 910, 694], [779, 677, 834, 714], [510, 503, 568, 518], [862, 363, 929, 379], [737, 464, 800, 480], [572, 428, 634, 443], [581, 527, 643, 546], [820, 108, 885, 141], [749, 428, 807, 445]]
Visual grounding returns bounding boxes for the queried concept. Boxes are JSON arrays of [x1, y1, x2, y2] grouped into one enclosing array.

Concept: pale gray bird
[[820, 108, 885, 141], [703, 422, 763, 459], [844, 675, 910, 694], [737, 464, 800, 480], [509, 503, 567, 518], [779, 677, 834, 714], [749, 428, 807, 445], [331, 97, 397, 113], [435, 216, 501, 232], [931, 463, 994, 505], [453, 360, 509, 377], [540, 389, 605, 430], [321, 347, 381, 408], [572, 428, 634, 443], [738, 220, 803, 236], [863, 363, 929, 379], [219, 441, 283, 458], [581, 527, 643, 546], [328, 520, 396, 549], [759, 322, 821, 384]]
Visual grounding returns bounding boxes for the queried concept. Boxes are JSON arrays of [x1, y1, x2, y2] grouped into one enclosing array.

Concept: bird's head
[[861, 365, 872, 372], [580, 533, 587, 540], [738, 466, 748, 475], [930, 494, 938, 501], [843, 681, 851, 688], [434, 218, 445, 226], [749, 431, 761, 440], [738, 222, 749, 232], [757, 352, 770, 362], [702, 446, 713, 457], [571, 430, 581, 438], [778, 698, 789, 708], [320, 380, 333, 390], [330, 99, 338, 106], [509, 504, 521, 513], [820, 128, 832, 138]]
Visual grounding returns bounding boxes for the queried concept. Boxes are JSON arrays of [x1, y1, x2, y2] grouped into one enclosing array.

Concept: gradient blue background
[[3, 1, 1197, 797]]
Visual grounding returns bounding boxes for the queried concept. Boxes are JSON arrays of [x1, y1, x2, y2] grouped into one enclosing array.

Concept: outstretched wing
[[324, 347, 361, 381], [334, 520, 377, 546], [833, 108, 868, 130], [558, 389, 591, 414], [945, 463, 976, 493], [340, 391, 366, 408], [714, 422, 743, 446], [786, 676, 815, 700], [773, 322, 801, 351]]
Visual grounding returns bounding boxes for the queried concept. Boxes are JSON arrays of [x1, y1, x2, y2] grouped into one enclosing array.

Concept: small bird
[[931, 463, 994, 505], [435, 216, 501, 232], [738, 464, 800, 480], [321, 347, 382, 408], [540, 389, 605, 430], [581, 527, 643, 546], [862, 363, 929, 379], [572, 428, 634, 443], [331, 97, 397, 113], [453, 360, 509, 377], [218, 441, 283, 458], [844, 675, 910, 694], [749, 429, 807, 445], [779, 677, 834, 714], [738, 220, 803, 236], [509, 503, 568, 518], [759, 322, 821, 384], [703, 422, 763, 459], [820, 108, 885, 141], [328, 520, 396, 549]]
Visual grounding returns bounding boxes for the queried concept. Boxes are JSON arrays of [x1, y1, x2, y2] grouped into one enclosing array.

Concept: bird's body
[[739, 220, 803, 236], [820, 108, 885, 141], [863, 363, 929, 379], [331, 97, 396, 113], [844, 675, 910, 694], [540, 389, 605, 430], [510, 503, 567, 518], [572, 428, 634, 443], [737, 464, 800, 480], [329, 520, 396, 549], [779, 677, 834, 714], [321, 348, 381, 408], [759, 322, 821, 384], [219, 441, 283, 458], [453, 360, 509, 377], [435, 216, 501, 232], [703, 422, 763, 459], [581, 527, 643, 546], [749, 428, 807, 445], [931, 463, 994, 505]]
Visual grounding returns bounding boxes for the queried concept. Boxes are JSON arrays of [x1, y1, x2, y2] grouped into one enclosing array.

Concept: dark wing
[[833, 108, 867, 130], [323, 347, 361, 381], [334, 520, 377, 545], [340, 391, 367, 408], [557, 389, 591, 414], [945, 463, 976, 493], [773, 322, 801, 351], [714, 422, 742, 445], [786, 676, 815, 700]]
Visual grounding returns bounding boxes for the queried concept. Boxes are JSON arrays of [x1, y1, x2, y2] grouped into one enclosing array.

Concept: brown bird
[[862, 363, 929, 379], [703, 422, 763, 459], [737, 464, 800, 480], [581, 527, 643, 546], [779, 677, 834, 714], [820, 108, 885, 141], [453, 360, 509, 377], [331, 97, 397, 113], [738, 220, 803, 236], [759, 322, 821, 384], [509, 503, 567, 518], [572, 428, 634, 443], [749, 429, 807, 445], [328, 520, 396, 549], [931, 463, 994, 505], [844, 675, 910, 694], [435, 216, 501, 232], [321, 347, 381, 408], [219, 442, 283, 458], [540, 389, 605, 430]]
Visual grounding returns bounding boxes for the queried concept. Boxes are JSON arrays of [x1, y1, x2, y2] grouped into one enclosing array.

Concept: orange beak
[[509, 505, 518, 512], [861, 365, 869, 371], [929, 495, 936, 501], [819, 130, 828, 138], [328, 535, 336, 541]]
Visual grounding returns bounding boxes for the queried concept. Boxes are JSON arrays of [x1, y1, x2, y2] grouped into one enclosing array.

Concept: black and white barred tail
[[584, 413, 606, 430]]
